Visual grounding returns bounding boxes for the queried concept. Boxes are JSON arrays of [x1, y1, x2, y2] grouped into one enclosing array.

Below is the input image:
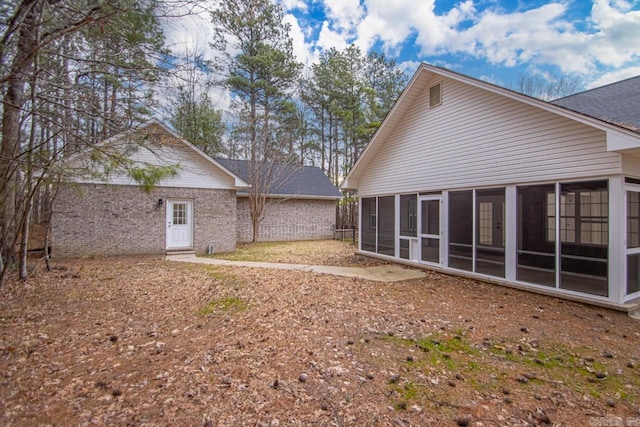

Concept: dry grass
[[1, 240, 639, 426]]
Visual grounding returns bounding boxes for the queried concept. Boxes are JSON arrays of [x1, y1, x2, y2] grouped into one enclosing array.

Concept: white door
[[166, 200, 193, 249], [419, 197, 442, 264]]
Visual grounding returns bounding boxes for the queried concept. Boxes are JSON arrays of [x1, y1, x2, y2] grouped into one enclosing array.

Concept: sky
[[165, 0, 640, 103]]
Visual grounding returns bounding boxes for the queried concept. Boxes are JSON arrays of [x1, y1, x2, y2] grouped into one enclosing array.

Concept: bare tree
[[211, 0, 302, 242], [511, 70, 582, 100]]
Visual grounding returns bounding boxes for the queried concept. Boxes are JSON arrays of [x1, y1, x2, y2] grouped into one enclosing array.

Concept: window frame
[[546, 188, 609, 247]]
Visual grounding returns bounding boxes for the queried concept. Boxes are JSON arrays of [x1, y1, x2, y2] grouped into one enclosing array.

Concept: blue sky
[[279, 0, 640, 90], [165, 0, 640, 106]]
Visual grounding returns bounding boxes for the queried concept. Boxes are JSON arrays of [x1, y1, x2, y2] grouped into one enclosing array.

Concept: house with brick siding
[[215, 158, 341, 243], [51, 121, 340, 257]]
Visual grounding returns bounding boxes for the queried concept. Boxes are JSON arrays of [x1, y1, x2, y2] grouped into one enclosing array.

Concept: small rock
[[523, 372, 536, 380], [298, 373, 308, 383], [388, 331, 395, 337], [534, 393, 541, 400], [448, 380, 456, 387], [533, 408, 551, 424], [320, 402, 328, 411], [455, 415, 471, 426], [595, 372, 607, 379], [605, 398, 616, 407], [516, 376, 529, 384], [389, 374, 400, 384], [406, 355, 414, 362], [501, 387, 511, 395], [455, 374, 463, 380], [603, 350, 614, 359], [534, 358, 544, 365], [366, 373, 374, 380], [347, 340, 354, 345], [627, 361, 635, 369], [109, 335, 118, 343], [503, 397, 512, 404], [520, 327, 528, 333]]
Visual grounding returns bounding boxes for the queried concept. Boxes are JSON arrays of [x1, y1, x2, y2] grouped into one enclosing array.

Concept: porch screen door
[[420, 197, 441, 264]]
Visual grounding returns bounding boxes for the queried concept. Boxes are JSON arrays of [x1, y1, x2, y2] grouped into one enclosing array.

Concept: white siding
[[73, 138, 237, 190], [357, 79, 622, 196]]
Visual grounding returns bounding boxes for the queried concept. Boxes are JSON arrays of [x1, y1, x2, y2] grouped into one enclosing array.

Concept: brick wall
[[236, 197, 336, 243], [52, 183, 236, 257]]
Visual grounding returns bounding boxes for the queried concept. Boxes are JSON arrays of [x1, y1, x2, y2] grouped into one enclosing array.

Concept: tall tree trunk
[[1, 0, 43, 284]]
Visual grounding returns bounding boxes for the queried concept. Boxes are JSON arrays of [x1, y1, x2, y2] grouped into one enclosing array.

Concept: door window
[[173, 203, 188, 225]]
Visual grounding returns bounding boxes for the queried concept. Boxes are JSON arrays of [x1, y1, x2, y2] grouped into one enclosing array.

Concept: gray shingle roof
[[214, 158, 341, 198], [551, 75, 640, 133]]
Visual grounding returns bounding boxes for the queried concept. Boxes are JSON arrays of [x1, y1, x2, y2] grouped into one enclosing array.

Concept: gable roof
[[214, 158, 341, 199], [61, 120, 250, 189], [139, 121, 250, 189], [551, 76, 640, 134], [342, 63, 640, 190]]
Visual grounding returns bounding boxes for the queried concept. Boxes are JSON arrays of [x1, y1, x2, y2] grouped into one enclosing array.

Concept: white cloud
[[283, 13, 319, 68], [323, 0, 365, 31], [587, 66, 640, 88], [280, 0, 307, 11], [316, 20, 350, 51], [163, 0, 640, 98]]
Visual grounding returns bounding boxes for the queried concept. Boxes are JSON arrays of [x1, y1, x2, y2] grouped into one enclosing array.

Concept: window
[[547, 186, 608, 246], [173, 203, 188, 225], [478, 202, 493, 245], [400, 194, 417, 237], [627, 191, 639, 248], [429, 83, 442, 107]]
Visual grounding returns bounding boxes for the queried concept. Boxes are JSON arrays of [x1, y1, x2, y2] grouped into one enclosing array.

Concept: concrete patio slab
[[164, 253, 426, 282]]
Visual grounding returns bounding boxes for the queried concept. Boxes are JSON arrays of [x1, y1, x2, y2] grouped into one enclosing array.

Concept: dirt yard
[[1, 240, 639, 426]]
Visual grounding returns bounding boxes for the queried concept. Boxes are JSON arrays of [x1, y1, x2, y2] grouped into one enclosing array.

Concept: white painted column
[[505, 185, 517, 281], [609, 176, 625, 304]]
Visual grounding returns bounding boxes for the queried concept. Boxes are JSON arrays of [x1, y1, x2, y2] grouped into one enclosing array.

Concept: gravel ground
[[1, 240, 639, 426]]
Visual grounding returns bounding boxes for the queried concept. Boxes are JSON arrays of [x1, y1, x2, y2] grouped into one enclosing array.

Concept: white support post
[[609, 176, 625, 303], [505, 185, 517, 281]]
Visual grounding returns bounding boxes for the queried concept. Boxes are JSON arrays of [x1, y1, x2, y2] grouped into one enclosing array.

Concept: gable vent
[[429, 83, 442, 108]]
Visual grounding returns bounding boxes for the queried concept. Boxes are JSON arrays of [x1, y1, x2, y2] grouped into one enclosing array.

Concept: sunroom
[[359, 177, 640, 306]]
